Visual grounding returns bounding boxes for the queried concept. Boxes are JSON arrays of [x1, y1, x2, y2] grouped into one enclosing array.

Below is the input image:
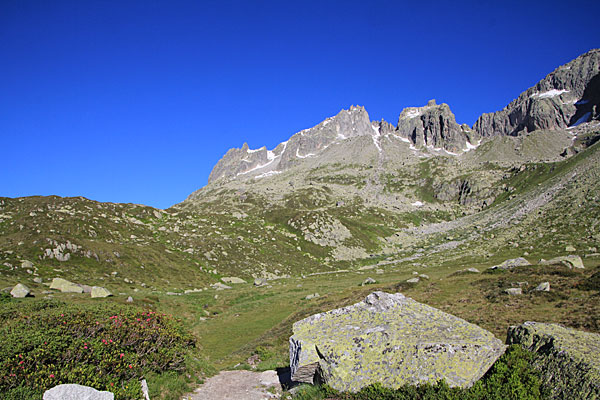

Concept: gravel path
[[182, 370, 287, 400]]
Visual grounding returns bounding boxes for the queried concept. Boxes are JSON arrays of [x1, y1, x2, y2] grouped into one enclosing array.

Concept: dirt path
[[182, 370, 289, 400]]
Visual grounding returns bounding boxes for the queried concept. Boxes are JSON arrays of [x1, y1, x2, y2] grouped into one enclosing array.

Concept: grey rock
[[304, 293, 320, 300], [126, 296, 134, 303], [90, 286, 112, 298], [507, 321, 600, 399], [11, 283, 31, 298], [362, 277, 377, 285], [43, 384, 114, 400], [222, 276, 246, 284], [534, 282, 550, 292], [489, 257, 531, 270], [33, 277, 43, 284], [406, 277, 420, 283], [253, 278, 268, 286], [211, 282, 232, 290], [290, 291, 506, 392], [21, 260, 33, 269], [566, 245, 577, 252]]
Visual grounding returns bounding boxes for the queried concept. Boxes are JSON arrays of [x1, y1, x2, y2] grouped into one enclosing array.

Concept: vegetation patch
[[0, 298, 201, 400]]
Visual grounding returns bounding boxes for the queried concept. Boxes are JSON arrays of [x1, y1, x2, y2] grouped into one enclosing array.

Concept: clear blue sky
[[1, 0, 599, 209]]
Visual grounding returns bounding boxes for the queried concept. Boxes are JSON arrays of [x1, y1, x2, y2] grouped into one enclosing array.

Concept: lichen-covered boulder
[[507, 321, 600, 399], [43, 384, 114, 399], [289, 291, 506, 392], [49, 278, 83, 293]]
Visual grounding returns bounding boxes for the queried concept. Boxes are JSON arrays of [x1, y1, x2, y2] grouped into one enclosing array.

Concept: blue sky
[[1, 0, 599, 209]]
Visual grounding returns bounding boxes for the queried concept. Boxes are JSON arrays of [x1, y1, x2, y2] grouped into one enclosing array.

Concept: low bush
[[293, 345, 545, 400], [0, 299, 196, 399]]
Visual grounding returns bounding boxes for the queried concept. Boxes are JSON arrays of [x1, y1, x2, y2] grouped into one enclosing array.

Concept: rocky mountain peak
[[397, 100, 475, 153], [474, 49, 600, 136]]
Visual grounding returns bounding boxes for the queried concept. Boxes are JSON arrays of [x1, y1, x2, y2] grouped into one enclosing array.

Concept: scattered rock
[[505, 288, 522, 295], [50, 278, 84, 293], [289, 291, 506, 392], [126, 296, 134, 303], [33, 277, 43, 284], [419, 274, 430, 280], [141, 379, 150, 400], [21, 260, 33, 269], [406, 277, 420, 283], [253, 278, 267, 287], [565, 245, 576, 252], [362, 277, 377, 286], [211, 282, 232, 290], [489, 257, 531, 270], [43, 384, 114, 400], [222, 277, 246, 284], [304, 293, 320, 300], [11, 283, 31, 298], [507, 321, 600, 399], [534, 282, 550, 292], [90, 286, 112, 298], [540, 255, 585, 269]]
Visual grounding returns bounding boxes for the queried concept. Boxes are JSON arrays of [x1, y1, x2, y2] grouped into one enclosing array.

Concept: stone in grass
[[222, 277, 246, 284], [10, 283, 31, 298], [362, 277, 377, 286], [565, 245, 576, 252], [507, 321, 600, 400], [43, 384, 114, 400], [211, 282, 232, 290], [254, 278, 268, 286], [90, 286, 112, 298], [290, 291, 506, 392], [50, 278, 83, 293], [406, 277, 420, 283], [540, 255, 584, 269], [534, 282, 550, 292], [489, 257, 531, 270], [305, 293, 320, 300], [504, 288, 522, 295]]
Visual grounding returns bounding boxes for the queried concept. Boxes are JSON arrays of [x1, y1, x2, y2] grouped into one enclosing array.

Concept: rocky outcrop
[[507, 321, 600, 399], [43, 384, 114, 400], [540, 255, 585, 269], [474, 49, 600, 137], [397, 100, 475, 153], [289, 291, 506, 392]]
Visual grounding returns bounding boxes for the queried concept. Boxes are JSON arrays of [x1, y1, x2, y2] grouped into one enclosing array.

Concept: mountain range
[[1, 49, 599, 291]]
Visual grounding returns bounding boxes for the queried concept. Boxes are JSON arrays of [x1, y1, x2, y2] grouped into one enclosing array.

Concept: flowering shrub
[[0, 299, 195, 399]]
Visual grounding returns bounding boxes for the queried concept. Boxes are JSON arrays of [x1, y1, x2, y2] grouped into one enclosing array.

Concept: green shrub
[[0, 299, 195, 399], [293, 345, 545, 400]]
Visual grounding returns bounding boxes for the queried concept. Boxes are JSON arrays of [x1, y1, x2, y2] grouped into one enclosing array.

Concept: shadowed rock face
[[289, 291, 506, 392], [507, 322, 600, 400], [474, 49, 600, 137]]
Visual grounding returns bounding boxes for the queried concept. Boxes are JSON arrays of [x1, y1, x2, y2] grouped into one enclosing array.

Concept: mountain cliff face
[[206, 49, 599, 185], [474, 49, 600, 137]]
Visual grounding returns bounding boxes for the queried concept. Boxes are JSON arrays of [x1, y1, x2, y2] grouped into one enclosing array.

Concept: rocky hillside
[[1, 50, 599, 295]]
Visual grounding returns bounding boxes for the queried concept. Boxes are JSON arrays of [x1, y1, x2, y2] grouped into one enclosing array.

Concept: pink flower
[[49, 374, 55, 378], [84, 346, 88, 349], [128, 364, 133, 369], [119, 353, 124, 358]]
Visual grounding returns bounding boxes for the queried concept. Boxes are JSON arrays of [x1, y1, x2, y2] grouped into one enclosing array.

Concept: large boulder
[[507, 321, 600, 399], [50, 278, 84, 293], [540, 255, 585, 269], [10, 283, 31, 298], [289, 291, 506, 392], [43, 384, 114, 400], [222, 277, 246, 284]]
